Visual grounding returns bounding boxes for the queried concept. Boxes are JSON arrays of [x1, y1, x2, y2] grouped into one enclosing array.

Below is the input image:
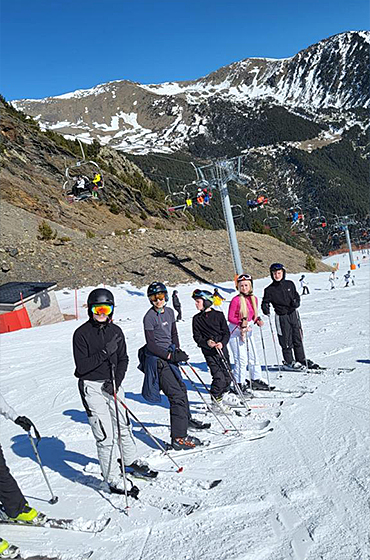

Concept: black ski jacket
[[192, 309, 230, 357], [261, 279, 300, 316], [172, 293, 181, 310], [73, 319, 128, 387]]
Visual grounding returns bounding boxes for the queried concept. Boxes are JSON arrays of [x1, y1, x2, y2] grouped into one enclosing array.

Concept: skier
[[191, 289, 231, 407], [329, 270, 337, 290], [0, 394, 44, 559], [299, 275, 310, 295], [212, 288, 226, 308], [72, 288, 155, 494], [228, 274, 269, 391], [172, 290, 182, 322], [344, 271, 355, 287], [262, 263, 315, 371], [139, 282, 207, 450]]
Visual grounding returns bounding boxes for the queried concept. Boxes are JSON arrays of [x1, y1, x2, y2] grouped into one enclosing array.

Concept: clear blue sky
[[0, 0, 368, 100]]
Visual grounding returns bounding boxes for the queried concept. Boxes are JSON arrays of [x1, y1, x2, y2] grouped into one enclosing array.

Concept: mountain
[[12, 32, 369, 156]]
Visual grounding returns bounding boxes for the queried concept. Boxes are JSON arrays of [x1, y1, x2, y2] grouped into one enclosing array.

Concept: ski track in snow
[[0, 252, 369, 559]]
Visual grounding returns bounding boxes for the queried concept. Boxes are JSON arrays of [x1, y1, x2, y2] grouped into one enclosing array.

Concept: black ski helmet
[[147, 281, 169, 302], [270, 262, 286, 280], [192, 289, 214, 310], [87, 288, 115, 318]]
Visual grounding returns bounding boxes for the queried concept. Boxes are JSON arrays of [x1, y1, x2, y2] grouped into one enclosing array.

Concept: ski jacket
[[138, 345, 183, 403], [73, 319, 128, 388], [261, 279, 300, 316], [172, 293, 181, 310], [192, 308, 230, 357], [228, 294, 259, 325], [0, 393, 17, 422], [143, 306, 180, 360]]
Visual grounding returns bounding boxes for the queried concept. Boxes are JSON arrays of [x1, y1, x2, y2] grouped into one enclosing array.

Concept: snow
[[0, 251, 369, 560]]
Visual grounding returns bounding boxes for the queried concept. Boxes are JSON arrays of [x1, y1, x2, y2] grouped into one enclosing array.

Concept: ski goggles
[[236, 274, 252, 283], [90, 304, 114, 316], [148, 292, 166, 302]]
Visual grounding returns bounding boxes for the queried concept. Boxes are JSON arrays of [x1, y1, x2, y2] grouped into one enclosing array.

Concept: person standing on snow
[[262, 263, 315, 371], [228, 274, 269, 391], [191, 289, 231, 407], [0, 394, 45, 559], [172, 290, 182, 322], [329, 270, 337, 290], [344, 271, 355, 287], [299, 275, 310, 295], [139, 282, 208, 451], [73, 288, 154, 494]]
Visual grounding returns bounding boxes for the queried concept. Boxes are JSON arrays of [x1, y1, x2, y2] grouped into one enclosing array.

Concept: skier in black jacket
[[261, 263, 307, 370], [73, 288, 154, 493], [172, 290, 182, 321], [192, 289, 231, 403]]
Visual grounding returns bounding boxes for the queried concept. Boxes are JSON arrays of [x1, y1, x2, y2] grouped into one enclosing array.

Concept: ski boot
[[127, 459, 158, 479], [0, 538, 19, 559], [109, 476, 140, 498], [188, 418, 211, 431], [171, 435, 203, 450], [245, 379, 275, 391], [8, 504, 46, 526], [282, 361, 305, 372], [210, 395, 232, 413]]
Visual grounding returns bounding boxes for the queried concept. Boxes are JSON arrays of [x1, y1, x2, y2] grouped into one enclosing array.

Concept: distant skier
[[344, 271, 355, 287], [0, 394, 45, 559], [172, 290, 182, 322], [73, 288, 155, 494], [191, 289, 231, 408], [299, 275, 310, 295], [139, 282, 208, 451], [329, 270, 337, 290], [262, 263, 317, 371]]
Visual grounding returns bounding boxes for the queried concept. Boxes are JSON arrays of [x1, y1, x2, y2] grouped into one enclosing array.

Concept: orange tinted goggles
[[91, 304, 113, 315], [149, 292, 166, 302]]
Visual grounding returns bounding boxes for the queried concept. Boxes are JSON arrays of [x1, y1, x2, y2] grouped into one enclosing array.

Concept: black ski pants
[[174, 306, 182, 321], [302, 286, 310, 295], [0, 444, 26, 518], [275, 311, 306, 364], [157, 359, 190, 440], [205, 351, 231, 398]]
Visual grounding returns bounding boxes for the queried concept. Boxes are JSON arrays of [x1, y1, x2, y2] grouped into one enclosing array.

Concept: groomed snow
[[0, 251, 369, 560]]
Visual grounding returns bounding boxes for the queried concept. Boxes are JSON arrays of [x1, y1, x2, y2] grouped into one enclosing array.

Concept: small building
[[0, 282, 64, 333]]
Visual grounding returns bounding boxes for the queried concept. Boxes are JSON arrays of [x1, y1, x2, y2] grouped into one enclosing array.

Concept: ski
[[0, 515, 110, 533], [5, 551, 93, 560]]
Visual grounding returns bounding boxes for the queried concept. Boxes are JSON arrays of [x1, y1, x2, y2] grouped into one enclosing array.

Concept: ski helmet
[[270, 263, 286, 280], [147, 282, 169, 302], [192, 289, 214, 309], [87, 288, 115, 318], [235, 273, 253, 289]]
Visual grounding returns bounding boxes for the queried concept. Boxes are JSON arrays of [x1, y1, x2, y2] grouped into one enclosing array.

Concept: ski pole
[[179, 365, 236, 435], [185, 362, 242, 429], [296, 311, 308, 370], [115, 395, 183, 472], [245, 328, 254, 396], [259, 327, 272, 391], [109, 361, 130, 512], [27, 425, 58, 505], [215, 348, 251, 413], [267, 315, 281, 375]]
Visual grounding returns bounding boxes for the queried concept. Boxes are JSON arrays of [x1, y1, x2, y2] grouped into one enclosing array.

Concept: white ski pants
[[228, 328, 262, 383], [79, 380, 137, 484]]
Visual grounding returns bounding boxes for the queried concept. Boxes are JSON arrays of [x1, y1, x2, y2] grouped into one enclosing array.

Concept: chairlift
[[231, 204, 244, 220], [263, 216, 280, 230], [64, 138, 104, 202]]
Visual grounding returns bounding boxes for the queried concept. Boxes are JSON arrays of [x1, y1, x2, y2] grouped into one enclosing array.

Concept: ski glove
[[15, 416, 33, 432], [101, 380, 114, 396], [292, 299, 300, 309], [261, 303, 270, 316], [170, 349, 189, 363], [104, 334, 120, 357]]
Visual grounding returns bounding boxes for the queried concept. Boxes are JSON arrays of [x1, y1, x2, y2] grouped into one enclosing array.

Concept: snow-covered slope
[[0, 251, 369, 560], [12, 31, 370, 154]]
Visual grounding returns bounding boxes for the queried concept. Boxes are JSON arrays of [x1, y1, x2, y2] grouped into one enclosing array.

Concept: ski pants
[[174, 306, 182, 321], [78, 380, 137, 484], [204, 351, 231, 398], [157, 359, 190, 440], [302, 286, 310, 295], [0, 444, 26, 518], [228, 328, 262, 384], [275, 311, 306, 364]]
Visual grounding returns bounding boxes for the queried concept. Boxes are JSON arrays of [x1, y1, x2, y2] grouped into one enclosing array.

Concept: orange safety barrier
[[0, 307, 32, 334]]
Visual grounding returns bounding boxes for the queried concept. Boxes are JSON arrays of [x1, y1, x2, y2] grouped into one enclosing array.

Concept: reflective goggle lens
[[149, 292, 166, 302], [91, 304, 113, 315]]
